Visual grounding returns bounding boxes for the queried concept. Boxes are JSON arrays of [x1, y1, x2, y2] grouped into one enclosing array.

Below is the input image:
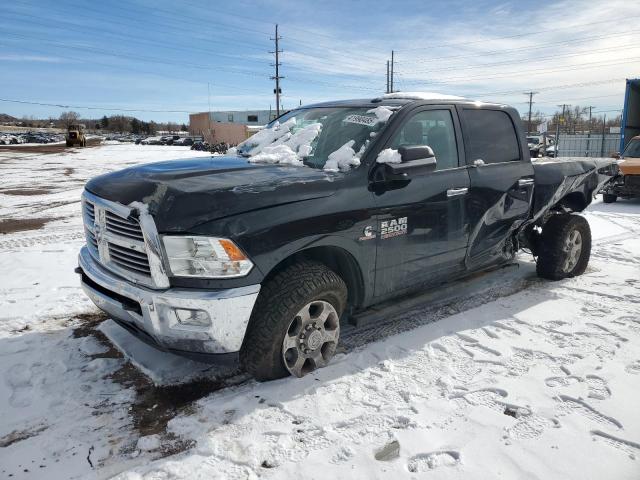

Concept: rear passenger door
[[458, 107, 534, 269]]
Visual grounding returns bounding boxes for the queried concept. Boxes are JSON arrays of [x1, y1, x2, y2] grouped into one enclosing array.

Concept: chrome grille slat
[[108, 249, 151, 272], [105, 211, 144, 241], [109, 243, 149, 262]]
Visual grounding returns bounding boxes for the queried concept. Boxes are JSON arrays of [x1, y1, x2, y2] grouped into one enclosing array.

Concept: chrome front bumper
[[78, 246, 260, 360]]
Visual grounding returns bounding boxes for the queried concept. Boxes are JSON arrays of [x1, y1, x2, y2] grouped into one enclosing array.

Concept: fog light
[[174, 308, 211, 327]]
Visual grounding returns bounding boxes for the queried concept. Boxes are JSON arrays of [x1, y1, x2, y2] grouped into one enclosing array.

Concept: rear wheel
[[536, 214, 591, 280], [240, 260, 347, 381], [602, 193, 617, 203]]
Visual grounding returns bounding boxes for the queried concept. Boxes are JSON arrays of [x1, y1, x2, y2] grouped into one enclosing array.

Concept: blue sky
[[1, 0, 638, 122]]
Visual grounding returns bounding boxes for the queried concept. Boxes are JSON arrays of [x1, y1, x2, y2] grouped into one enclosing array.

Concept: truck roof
[[303, 92, 507, 110]]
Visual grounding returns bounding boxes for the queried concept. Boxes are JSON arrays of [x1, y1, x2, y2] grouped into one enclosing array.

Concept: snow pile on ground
[[376, 148, 402, 164], [1, 145, 639, 479]]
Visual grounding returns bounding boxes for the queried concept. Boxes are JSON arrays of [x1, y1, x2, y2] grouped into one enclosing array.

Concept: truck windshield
[[235, 106, 393, 171], [623, 139, 640, 158]]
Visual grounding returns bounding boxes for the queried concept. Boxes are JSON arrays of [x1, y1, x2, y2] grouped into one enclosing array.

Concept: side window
[[462, 109, 521, 163], [389, 110, 459, 170]]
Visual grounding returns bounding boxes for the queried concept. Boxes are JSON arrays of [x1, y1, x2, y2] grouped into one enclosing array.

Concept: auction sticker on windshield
[[344, 114, 377, 126]]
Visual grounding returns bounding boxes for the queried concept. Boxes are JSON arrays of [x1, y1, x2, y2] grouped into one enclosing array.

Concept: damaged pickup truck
[[77, 93, 615, 381]]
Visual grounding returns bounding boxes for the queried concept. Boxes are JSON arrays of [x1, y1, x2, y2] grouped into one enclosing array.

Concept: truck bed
[[530, 156, 615, 223]]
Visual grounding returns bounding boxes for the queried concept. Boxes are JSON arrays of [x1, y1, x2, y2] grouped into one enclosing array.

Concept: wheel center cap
[[307, 330, 322, 350]]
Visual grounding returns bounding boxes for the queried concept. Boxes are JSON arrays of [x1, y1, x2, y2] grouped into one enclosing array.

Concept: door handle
[[447, 187, 468, 197], [518, 178, 534, 187]]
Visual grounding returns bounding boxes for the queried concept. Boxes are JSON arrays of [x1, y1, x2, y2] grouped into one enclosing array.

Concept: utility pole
[[386, 60, 390, 94], [270, 24, 284, 117], [600, 113, 607, 157], [207, 82, 212, 143], [586, 105, 594, 156], [524, 91, 538, 135], [554, 104, 570, 158], [390, 50, 395, 93]]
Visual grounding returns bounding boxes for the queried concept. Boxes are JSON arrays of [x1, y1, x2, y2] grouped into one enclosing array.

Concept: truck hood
[[85, 156, 338, 232]]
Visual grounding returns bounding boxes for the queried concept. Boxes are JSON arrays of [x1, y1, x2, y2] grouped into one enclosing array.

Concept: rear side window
[[462, 109, 521, 164]]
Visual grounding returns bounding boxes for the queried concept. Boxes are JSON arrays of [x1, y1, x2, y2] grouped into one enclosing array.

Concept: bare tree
[[59, 111, 80, 129]]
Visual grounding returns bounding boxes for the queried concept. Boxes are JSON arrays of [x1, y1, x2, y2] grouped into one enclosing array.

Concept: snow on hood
[[382, 91, 465, 101]]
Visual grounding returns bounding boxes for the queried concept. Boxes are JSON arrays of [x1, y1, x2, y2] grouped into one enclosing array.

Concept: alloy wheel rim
[[282, 300, 340, 377], [562, 229, 582, 272]]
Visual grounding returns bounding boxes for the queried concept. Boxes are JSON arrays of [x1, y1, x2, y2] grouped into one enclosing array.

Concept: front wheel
[[240, 260, 347, 381], [602, 193, 617, 203], [536, 214, 591, 280]]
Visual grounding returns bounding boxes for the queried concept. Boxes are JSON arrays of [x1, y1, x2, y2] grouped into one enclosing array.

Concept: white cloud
[[0, 54, 64, 63]]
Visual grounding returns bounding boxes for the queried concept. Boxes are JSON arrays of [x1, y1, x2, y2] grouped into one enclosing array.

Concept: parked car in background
[[527, 135, 555, 158], [172, 136, 194, 146], [601, 135, 640, 202], [141, 136, 163, 145], [160, 135, 181, 145]]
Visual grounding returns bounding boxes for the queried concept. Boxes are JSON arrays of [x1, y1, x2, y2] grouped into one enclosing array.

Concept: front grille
[[83, 196, 152, 284], [85, 201, 95, 223], [86, 229, 98, 252], [108, 243, 151, 275], [105, 211, 144, 241]]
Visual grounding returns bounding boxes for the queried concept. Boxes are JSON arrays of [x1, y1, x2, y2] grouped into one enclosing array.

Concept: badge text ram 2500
[[77, 92, 614, 381]]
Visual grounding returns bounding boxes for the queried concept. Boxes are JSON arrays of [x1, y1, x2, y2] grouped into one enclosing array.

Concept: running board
[[348, 262, 525, 329]]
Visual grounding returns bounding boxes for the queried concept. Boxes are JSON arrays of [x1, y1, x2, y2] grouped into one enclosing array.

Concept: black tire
[[240, 260, 347, 381], [602, 193, 617, 203], [536, 214, 591, 280], [66, 141, 72, 147]]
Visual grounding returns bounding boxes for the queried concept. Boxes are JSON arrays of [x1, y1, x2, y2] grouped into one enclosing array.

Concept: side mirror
[[398, 145, 435, 162]]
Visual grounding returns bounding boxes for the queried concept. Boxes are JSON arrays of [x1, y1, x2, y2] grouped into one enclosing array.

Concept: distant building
[[189, 109, 277, 145]]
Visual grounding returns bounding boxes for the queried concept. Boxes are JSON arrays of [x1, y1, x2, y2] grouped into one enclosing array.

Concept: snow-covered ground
[[1, 144, 639, 479]]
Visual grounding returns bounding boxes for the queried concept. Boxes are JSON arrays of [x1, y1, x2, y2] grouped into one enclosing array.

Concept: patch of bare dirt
[[71, 312, 231, 459], [0, 188, 53, 196], [0, 217, 57, 234], [0, 138, 102, 154], [0, 425, 48, 448]]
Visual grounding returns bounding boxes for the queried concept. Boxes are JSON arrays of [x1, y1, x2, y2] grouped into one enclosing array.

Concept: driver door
[[371, 106, 471, 299]]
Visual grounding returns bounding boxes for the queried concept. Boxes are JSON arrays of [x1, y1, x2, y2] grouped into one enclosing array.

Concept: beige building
[[189, 112, 249, 145]]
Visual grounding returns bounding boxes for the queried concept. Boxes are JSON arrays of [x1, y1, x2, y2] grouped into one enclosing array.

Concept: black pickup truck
[[77, 93, 614, 381]]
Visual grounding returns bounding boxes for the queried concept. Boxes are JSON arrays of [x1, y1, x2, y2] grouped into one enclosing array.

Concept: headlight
[[162, 236, 253, 278]]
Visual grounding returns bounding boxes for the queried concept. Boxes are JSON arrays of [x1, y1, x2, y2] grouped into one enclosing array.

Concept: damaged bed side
[[518, 156, 616, 255]]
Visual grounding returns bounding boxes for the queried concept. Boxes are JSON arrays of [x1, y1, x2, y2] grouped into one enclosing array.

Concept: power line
[[398, 56, 640, 85], [401, 15, 640, 51], [407, 29, 640, 65], [403, 42, 640, 75], [0, 98, 193, 113]]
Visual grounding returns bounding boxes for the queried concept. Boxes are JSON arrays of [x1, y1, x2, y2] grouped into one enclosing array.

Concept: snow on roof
[[381, 91, 466, 101]]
